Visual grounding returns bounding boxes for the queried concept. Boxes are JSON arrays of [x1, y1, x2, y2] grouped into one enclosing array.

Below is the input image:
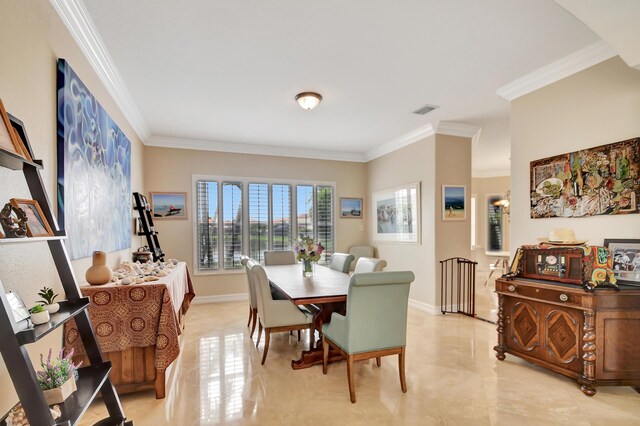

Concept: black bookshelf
[[132, 192, 165, 262]]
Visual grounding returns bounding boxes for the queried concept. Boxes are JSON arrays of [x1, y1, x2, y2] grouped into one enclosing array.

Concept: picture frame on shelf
[[442, 185, 466, 221], [6, 291, 30, 323], [0, 99, 26, 159], [340, 198, 363, 218], [604, 239, 640, 287], [9, 114, 33, 161], [372, 182, 420, 243], [150, 192, 187, 220], [9, 199, 54, 237]]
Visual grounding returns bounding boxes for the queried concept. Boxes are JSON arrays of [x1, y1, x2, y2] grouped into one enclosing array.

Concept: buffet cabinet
[[494, 277, 640, 396]]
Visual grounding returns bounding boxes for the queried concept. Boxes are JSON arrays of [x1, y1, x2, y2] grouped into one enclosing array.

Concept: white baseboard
[[192, 293, 248, 304], [408, 298, 440, 315]]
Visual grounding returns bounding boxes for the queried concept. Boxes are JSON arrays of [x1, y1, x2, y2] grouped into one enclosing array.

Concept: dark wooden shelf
[[92, 417, 134, 426], [137, 230, 158, 236], [0, 149, 43, 171], [15, 298, 90, 345], [0, 231, 66, 245], [55, 362, 113, 426]]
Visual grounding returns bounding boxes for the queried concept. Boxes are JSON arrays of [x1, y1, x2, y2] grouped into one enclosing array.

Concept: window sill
[[192, 268, 245, 277]]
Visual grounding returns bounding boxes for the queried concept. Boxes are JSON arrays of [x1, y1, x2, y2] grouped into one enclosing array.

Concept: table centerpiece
[[294, 236, 324, 277]]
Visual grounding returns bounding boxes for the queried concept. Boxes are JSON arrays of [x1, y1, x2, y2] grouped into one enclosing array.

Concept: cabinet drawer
[[496, 280, 589, 308]]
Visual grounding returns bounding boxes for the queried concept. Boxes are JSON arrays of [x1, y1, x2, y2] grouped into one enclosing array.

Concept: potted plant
[[37, 286, 60, 314], [37, 348, 82, 405], [29, 304, 50, 325]]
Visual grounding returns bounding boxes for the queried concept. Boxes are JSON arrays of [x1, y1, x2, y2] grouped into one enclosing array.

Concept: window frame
[[485, 193, 505, 254], [192, 174, 337, 276]]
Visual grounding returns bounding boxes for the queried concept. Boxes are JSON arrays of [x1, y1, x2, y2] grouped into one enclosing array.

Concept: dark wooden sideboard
[[494, 277, 640, 396]]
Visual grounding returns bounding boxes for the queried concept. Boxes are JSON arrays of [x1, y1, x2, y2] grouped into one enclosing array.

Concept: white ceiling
[[78, 0, 602, 175]]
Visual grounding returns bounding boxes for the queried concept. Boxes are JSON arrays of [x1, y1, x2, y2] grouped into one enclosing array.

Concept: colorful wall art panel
[[57, 59, 131, 260], [530, 138, 639, 219]]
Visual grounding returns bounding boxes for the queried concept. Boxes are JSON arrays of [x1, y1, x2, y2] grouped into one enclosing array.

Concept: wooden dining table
[[263, 264, 351, 369]]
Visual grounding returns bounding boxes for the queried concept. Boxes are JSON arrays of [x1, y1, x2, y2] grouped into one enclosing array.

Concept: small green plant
[[36, 348, 82, 390], [30, 304, 45, 314], [37, 287, 59, 305]]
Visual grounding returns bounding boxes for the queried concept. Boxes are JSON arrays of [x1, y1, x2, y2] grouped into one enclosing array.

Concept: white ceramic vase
[[30, 310, 50, 325], [44, 303, 60, 314]]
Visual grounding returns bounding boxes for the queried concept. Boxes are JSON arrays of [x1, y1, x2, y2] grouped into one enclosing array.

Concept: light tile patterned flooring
[[81, 299, 640, 425]]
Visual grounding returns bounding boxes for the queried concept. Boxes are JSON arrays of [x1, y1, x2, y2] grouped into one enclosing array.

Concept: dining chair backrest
[[241, 256, 257, 309], [348, 246, 375, 270], [344, 271, 415, 353], [263, 250, 296, 266], [353, 257, 387, 274], [248, 260, 271, 318], [329, 253, 355, 273]]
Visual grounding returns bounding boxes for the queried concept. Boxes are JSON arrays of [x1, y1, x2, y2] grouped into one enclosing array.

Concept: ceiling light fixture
[[295, 92, 322, 110]]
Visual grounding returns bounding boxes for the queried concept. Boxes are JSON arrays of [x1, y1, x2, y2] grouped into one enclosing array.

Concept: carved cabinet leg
[[494, 294, 507, 361], [579, 310, 596, 396]]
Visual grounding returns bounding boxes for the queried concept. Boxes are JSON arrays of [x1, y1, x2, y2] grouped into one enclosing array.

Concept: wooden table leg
[[291, 302, 346, 369], [155, 370, 166, 399]]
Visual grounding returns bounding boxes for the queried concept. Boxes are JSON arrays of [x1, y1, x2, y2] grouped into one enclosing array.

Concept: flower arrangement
[[37, 348, 82, 391], [293, 236, 324, 262]]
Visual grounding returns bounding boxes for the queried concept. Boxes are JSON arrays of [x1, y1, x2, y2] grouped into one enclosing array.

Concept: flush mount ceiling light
[[295, 92, 322, 110]]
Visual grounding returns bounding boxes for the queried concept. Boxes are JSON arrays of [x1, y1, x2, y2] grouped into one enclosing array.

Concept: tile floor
[[81, 301, 640, 425]]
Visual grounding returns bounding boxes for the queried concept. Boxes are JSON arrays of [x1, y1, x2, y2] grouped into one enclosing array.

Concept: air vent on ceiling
[[412, 104, 439, 115]]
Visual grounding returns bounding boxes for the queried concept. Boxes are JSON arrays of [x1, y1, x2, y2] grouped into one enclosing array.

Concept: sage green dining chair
[[348, 245, 375, 271], [249, 261, 313, 364], [263, 250, 296, 265], [241, 256, 259, 338], [353, 257, 387, 273], [322, 271, 415, 403], [329, 253, 355, 273]]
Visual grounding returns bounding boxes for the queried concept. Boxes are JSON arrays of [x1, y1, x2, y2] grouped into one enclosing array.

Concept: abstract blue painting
[[57, 59, 131, 260]]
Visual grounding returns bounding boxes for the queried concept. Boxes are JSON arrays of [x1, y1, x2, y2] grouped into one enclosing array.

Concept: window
[[487, 195, 504, 252], [195, 176, 335, 272], [470, 194, 477, 249]]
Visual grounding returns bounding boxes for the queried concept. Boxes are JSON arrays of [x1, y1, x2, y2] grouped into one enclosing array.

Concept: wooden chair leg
[[399, 347, 407, 393], [261, 330, 271, 365], [297, 330, 301, 341], [376, 357, 381, 367], [322, 336, 329, 374], [250, 309, 257, 338], [347, 354, 356, 403], [256, 321, 263, 348], [247, 305, 252, 328]]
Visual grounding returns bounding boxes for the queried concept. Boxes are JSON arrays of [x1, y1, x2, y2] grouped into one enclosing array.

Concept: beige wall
[[366, 134, 472, 310], [0, 1, 145, 412], [143, 146, 368, 298], [511, 57, 640, 249], [471, 176, 511, 271]]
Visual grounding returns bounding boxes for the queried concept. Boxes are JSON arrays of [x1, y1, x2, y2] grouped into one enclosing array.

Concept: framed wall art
[[340, 198, 363, 218], [150, 192, 187, 219], [372, 182, 420, 243], [442, 185, 466, 221], [9, 199, 53, 237], [57, 59, 132, 259], [604, 239, 640, 286], [530, 137, 639, 218]]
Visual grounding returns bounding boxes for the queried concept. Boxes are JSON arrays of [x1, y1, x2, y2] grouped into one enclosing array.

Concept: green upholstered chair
[[249, 261, 313, 364], [322, 271, 415, 403], [348, 245, 375, 271], [263, 250, 296, 265], [241, 256, 259, 338], [353, 257, 387, 273], [329, 253, 355, 273]]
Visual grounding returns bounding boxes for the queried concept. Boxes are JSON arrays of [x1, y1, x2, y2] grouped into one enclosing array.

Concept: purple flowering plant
[[36, 348, 82, 390], [293, 236, 324, 262]]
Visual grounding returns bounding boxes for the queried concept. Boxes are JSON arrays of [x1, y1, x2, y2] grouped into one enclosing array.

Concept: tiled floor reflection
[[80, 301, 640, 425]]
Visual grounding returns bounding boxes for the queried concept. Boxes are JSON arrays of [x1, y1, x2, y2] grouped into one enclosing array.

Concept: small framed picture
[[0, 99, 26, 159], [340, 198, 363, 218], [9, 114, 33, 161], [9, 199, 54, 237], [6, 291, 30, 323], [604, 239, 640, 286], [150, 192, 187, 220], [442, 185, 466, 221]]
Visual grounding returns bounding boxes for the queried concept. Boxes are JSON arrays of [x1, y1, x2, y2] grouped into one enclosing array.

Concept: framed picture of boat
[[150, 192, 187, 220]]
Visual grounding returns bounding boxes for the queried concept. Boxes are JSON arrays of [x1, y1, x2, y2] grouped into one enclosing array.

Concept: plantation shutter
[[222, 182, 243, 269], [271, 184, 292, 250], [296, 185, 314, 239], [316, 185, 334, 261], [196, 180, 219, 270], [248, 183, 269, 262]]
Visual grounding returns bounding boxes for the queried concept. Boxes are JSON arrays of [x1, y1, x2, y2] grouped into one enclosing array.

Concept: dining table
[[263, 263, 351, 369]]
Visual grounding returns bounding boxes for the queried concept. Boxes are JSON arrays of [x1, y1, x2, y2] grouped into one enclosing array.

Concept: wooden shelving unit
[[0, 115, 132, 425], [132, 192, 164, 262]]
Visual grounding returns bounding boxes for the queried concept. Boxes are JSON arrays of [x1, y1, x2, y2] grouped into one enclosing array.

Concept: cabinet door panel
[[596, 311, 640, 381], [508, 300, 540, 353], [543, 308, 581, 370]]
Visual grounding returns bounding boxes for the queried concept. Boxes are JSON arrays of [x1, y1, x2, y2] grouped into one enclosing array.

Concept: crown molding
[[146, 135, 367, 163], [364, 123, 435, 162], [436, 121, 482, 148], [49, 0, 150, 140], [496, 40, 617, 101]]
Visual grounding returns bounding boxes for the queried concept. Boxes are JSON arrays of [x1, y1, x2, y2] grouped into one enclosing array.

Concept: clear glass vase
[[302, 259, 313, 277]]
